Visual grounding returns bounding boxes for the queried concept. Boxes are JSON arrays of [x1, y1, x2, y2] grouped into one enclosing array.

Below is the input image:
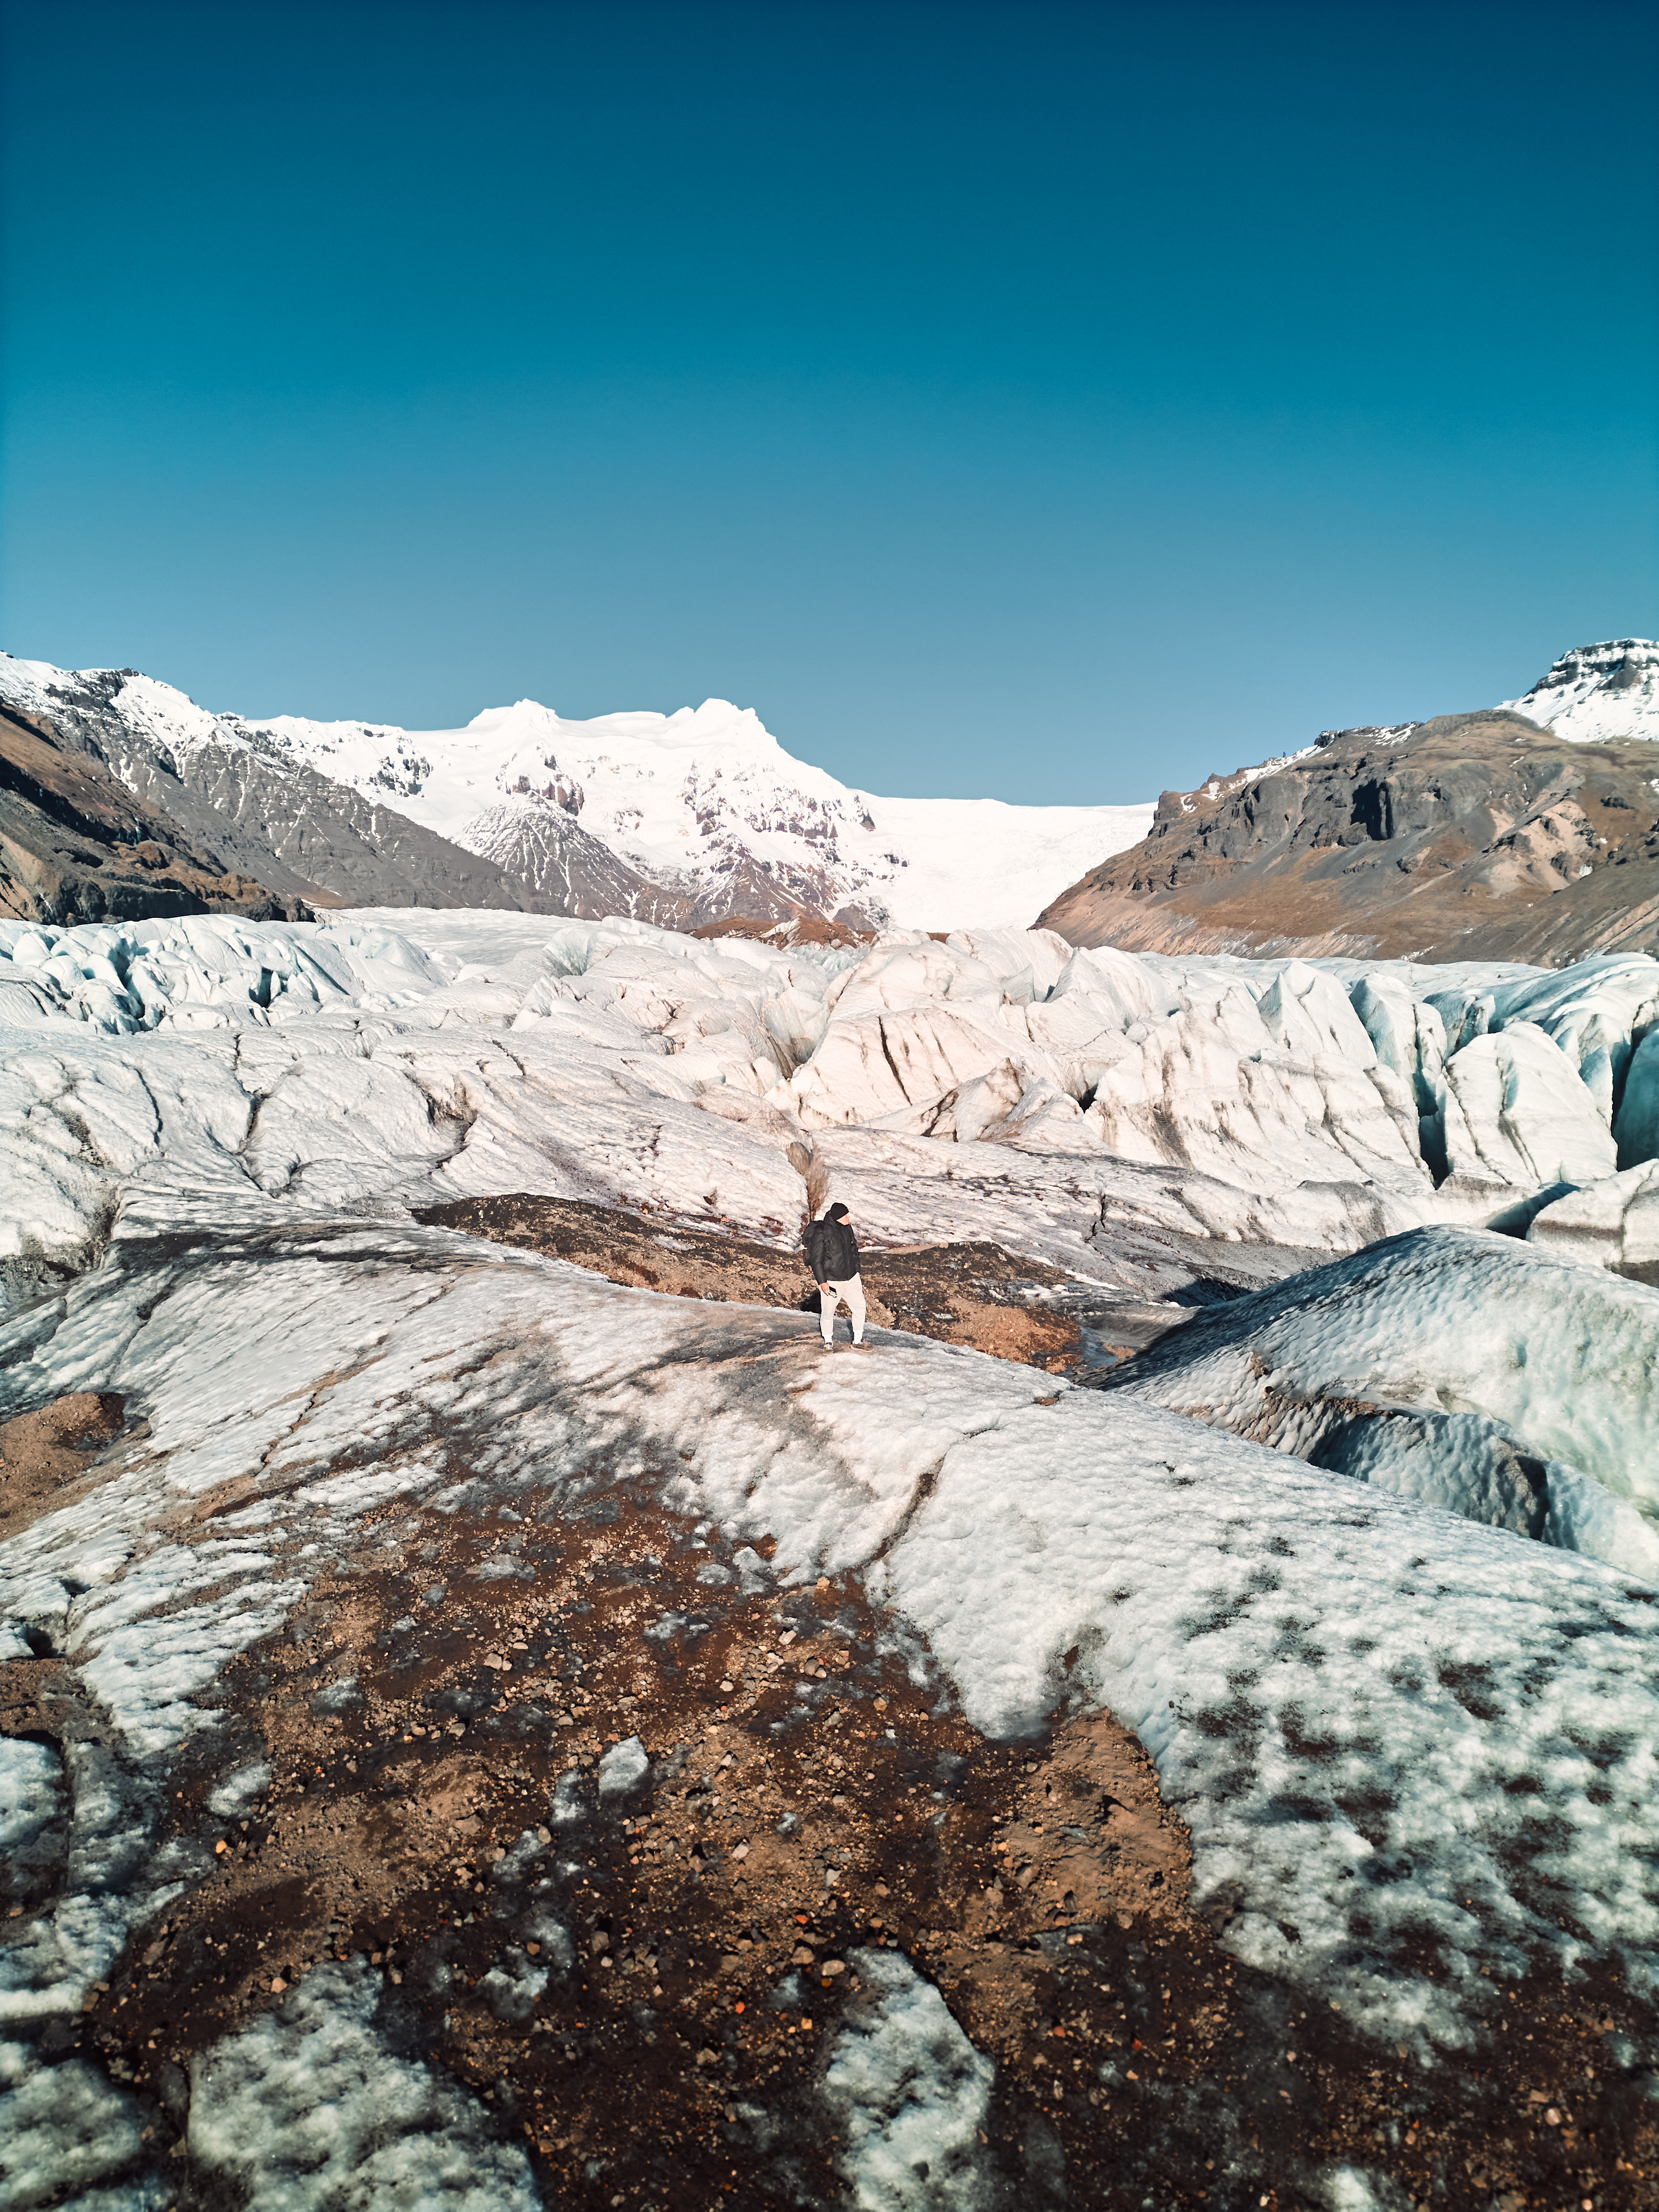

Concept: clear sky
[[3, 0, 1655, 803]]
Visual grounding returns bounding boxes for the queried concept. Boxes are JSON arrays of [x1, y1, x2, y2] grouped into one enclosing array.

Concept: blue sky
[[3, 0, 1655, 802]]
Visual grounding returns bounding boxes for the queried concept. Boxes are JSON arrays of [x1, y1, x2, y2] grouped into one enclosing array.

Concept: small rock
[[718, 1679, 733, 1694], [590, 1931, 611, 1956], [695, 2047, 719, 2068], [821, 1960, 845, 1978]]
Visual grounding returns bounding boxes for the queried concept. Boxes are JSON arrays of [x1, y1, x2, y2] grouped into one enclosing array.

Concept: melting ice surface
[[2, 905, 1658, 2199]]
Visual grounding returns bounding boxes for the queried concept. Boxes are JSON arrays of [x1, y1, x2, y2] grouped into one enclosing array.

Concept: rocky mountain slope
[[0, 699, 316, 926], [0, 659, 663, 924], [1040, 641, 1659, 963]]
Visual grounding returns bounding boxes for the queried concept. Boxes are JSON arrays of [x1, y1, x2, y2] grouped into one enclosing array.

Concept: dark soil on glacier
[[4, 1223, 1657, 2211], [410, 1190, 1184, 1372]]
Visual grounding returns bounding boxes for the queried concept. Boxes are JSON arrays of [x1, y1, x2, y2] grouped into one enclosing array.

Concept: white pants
[[819, 1276, 865, 1345]]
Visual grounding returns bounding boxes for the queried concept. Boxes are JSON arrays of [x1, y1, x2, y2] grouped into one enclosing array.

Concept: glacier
[[2, 903, 1658, 2204]]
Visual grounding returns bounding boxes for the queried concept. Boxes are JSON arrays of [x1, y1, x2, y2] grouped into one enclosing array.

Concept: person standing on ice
[[805, 1200, 867, 1350]]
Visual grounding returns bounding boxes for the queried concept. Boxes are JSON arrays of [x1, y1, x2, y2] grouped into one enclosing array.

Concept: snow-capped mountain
[[1499, 637, 1659, 743], [244, 693, 1153, 932], [0, 654, 1154, 933]]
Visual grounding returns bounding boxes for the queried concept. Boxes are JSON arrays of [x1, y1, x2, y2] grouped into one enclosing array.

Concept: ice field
[[2, 906, 1658, 2203]]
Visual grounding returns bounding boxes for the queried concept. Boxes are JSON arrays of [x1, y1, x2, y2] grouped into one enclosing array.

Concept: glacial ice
[[185, 1961, 539, 2210], [1102, 1227, 1657, 1503], [1615, 1023, 1659, 1167], [1527, 1158, 1659, 1282], [1432, 1020, 1617, 1194], [3, 913, 1655, 1319], [3, 1226, 1657, 2061], [0, 2046, 154, 2208], [4, 904, 1659, 2188], [822, 1951, 996, 2210]]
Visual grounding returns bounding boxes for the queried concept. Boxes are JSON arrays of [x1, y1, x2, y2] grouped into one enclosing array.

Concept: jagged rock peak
[[1499, 639, 1659, 743]]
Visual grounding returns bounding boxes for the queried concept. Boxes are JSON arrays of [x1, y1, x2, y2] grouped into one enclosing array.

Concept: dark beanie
[[827, 1201, 849, 1221]]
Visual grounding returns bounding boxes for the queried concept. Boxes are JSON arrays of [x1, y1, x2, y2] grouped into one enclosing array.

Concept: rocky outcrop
[[454, 802, 694, 923], [0, 704, 317, 925], [1037, 710, 1659, 963]]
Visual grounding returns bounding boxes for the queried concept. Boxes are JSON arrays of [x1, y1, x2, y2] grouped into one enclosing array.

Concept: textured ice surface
[[596, 1735, 651, 1798], [1103, 1226, 1659, 1572], [4, 1227, 1657, 2052], [5, 906, 1659, 2183], [822, 1951, 996, 2211], [2, 913, 1655, 1327], [0, 2047, 155, 2209], [1616, 1026, 1659, 1166], [1320, 2169, 1412, 2212], [187, 1961, 539, 2209], [1528, 1158, 1659, 1280], [0, 1734, 166, 2027]]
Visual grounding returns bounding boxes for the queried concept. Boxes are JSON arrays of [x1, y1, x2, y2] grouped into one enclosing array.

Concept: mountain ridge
[[0, 656, 1154, 934], [2, 636, 1651, 945]]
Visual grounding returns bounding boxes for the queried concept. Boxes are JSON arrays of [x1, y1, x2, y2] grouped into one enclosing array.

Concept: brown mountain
[[0, 702, 319, 926], [1036, 710, 1659, 964]]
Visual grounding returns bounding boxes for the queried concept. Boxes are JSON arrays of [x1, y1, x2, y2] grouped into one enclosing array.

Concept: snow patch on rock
[[186, 1960, 538, 2210], [822, 1950, 997, 2210]]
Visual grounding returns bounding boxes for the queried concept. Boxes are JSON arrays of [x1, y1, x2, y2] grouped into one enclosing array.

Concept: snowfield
[[2, 904, 1658, 2202], [245, 696, 1157, 933]]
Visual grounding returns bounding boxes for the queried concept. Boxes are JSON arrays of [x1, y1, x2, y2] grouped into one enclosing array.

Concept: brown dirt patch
[[31, 1479, 1654, 2210], [691, 914, 873, 950], [412, 1194, 1086, 1374], [0, 1390, 129, 1542]]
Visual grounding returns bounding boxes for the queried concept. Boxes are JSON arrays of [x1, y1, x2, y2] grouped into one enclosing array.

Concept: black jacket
[[804, 1215, 860, 1283]]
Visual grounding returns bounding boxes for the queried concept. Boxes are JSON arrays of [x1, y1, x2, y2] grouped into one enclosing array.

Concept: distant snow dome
[[240, 691, 1155, 933], [1499, 638, 1659, 744]]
